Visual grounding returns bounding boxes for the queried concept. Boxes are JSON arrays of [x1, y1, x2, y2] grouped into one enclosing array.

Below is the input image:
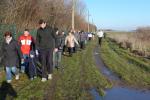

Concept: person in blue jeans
[[53, 29, 65, 69], [0, 32, 23, 83]]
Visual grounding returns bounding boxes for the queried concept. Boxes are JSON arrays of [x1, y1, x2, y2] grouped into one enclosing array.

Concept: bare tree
[[0, 0, 96, 32]]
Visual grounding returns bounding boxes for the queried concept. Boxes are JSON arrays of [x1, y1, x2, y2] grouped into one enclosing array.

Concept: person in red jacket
[[18, 29, 35, 73]]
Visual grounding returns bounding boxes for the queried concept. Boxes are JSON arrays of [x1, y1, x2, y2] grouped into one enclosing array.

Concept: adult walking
[[36, 19, 56, 82], [65, 32, 79, 57], [53, 29, 65, 69], [97, 30, 104, 46], [79, 31, 87, 50], [0, 32, 23, 83]]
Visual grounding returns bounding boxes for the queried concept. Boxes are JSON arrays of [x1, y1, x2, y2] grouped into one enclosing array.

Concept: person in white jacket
[[97, 30, 104, 46]]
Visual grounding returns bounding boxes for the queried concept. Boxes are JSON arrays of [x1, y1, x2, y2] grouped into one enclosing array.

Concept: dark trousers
[[73, 46, 77, 53], [98, 37, 102, 46], [89, 37, 92, 41], [39, 49, 53, 78], [28, 58, 37, 78], [62, 45, 66, 53], [68, 47, 73, 56], [80, 41, 85, 49]]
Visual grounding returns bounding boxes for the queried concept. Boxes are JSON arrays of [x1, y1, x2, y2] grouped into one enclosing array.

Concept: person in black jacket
[[36, 19, 57, 82], [0, 32, 23, 83]]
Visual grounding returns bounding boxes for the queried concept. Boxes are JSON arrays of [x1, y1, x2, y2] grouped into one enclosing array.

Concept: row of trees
[[0, 0, 97, 32]]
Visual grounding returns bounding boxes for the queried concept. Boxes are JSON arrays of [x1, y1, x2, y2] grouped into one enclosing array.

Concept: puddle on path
[[91, 46, 150, 100]]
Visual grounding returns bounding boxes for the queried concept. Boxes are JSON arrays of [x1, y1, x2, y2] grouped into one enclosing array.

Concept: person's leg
[[53, 51, 56, 68], [21, 55, 25, 73], [73, 44, 77, 53], [98, 37, 101, 45], [21, 54, 29, 73], [40, 50, 47, 81], [53, 51, 59, 68], [83, 41, 85, 49], [47, 49, 53, 79], [57, 51, 62, 67], [70, 47, 73, 56], [80, 41, 83, 49], [55, 51, 59, 67], [68, 47, 72, 56], [89, 37, 91, 41], [6, 67, 12, 83], [28, 59, 33, 79], [11, 66, 19, 80], [100, 37, 102, 46], [80, 42, 82, 49], [68, 47, 71, 55], [28, 58, 35, 80], [62, 45, 66, 55], [73, 47, 75, 53], [33, 59, 37, 78]]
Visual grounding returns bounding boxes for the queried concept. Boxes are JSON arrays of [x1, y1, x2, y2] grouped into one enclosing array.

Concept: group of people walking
[[0, 19, 99, 83]]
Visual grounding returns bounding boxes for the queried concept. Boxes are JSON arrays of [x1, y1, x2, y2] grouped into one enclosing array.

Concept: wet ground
[[91, 46, 150, 100]]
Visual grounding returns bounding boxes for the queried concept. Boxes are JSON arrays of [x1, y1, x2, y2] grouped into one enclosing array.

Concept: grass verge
[[100, 38, 150, 88]]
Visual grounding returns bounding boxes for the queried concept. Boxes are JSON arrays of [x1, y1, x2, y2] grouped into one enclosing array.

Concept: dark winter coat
[[0, 39, 23, 67], [55, 34, 65, 51], [36, 26, 56, 50]]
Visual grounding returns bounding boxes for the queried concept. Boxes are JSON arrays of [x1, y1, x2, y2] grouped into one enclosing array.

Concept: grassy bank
[[100, 38, 150, 88], [0, 40, 112, 100]]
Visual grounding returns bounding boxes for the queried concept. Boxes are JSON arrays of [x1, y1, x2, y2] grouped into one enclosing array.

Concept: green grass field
[[100, 38, 150, 88]]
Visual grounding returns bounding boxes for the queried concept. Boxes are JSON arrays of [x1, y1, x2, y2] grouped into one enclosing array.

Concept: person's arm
[[15, 41, 23, 61], [60, 36, 64, 49], [51, 27, 58, 39], [31, 36, 36, 51], [55, 35, 59, 48], [35, 30, 40, 55], [65, 36, 68, 46], [52, 28, 60, 52], [73, 36, 79, 45], [36, 30, 40, 50], [0, 42, 5, 63]]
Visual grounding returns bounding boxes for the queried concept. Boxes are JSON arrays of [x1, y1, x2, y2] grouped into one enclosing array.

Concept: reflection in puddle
[[90, 87, 150, 100]]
